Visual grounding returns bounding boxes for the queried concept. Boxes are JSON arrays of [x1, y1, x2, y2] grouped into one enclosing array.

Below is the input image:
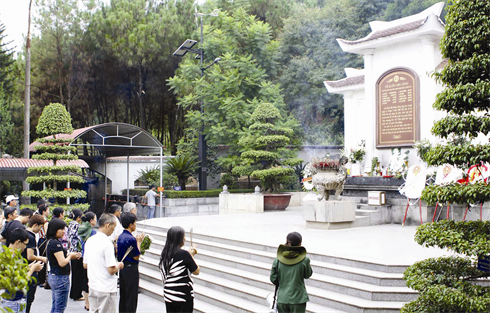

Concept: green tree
[[137, 166, 178, 190], [164, 155, 199, 190], [403, 0, 490, 311], [277, 0, 391, 145], [384, 0, 448, 21], [0, 86, 13, 157], [0, 23, 14, 95], [169, 8, 293, 176], [233, 102, 301, 193], [33, 0, 93, 114], [22, 103, 88, 210]]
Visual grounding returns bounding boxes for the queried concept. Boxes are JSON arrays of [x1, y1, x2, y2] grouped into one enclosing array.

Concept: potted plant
[[233, 102, 301, 210], [349, 140, 366, 176]]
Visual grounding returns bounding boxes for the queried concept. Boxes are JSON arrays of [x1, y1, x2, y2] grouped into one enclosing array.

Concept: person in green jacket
[[270, 232, 313, 313]]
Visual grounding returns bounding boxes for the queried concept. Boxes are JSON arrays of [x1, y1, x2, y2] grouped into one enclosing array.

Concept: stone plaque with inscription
[[376, 68, 419, 148]]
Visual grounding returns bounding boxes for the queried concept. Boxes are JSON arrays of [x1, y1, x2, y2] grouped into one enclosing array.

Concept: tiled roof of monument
[[0, 158, 89, 169], [324, 75, 364, 88], [436, 59, 448, 71], [338, 18, 428, 45]]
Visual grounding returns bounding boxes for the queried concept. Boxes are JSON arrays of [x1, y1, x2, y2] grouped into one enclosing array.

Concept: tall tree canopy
[[0, 23, 15, 94], [168, 7, 300, 173]]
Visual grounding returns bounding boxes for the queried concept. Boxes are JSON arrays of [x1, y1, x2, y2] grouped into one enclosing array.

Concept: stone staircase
[[136, 224, 417, 313]]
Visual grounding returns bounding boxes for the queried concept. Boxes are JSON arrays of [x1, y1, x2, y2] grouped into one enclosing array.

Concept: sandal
[[84, 305, 89, 311]]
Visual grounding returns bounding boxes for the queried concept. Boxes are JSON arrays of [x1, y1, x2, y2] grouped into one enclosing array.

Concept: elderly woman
[[123, 202, 137, 215]]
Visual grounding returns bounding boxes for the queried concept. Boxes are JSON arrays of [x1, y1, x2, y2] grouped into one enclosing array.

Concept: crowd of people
[[1, 194, 312, 313]]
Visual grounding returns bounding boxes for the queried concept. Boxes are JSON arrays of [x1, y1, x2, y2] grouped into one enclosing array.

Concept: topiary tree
[[22, 103, 88, 210], [233, 102, 301, 193], [402, 1, 490, 311]]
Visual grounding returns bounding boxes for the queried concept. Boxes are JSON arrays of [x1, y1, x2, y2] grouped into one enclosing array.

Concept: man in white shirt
[[83, 214, 124, 313], [107, 204, 124, 244], [144, 185, 157, 219]]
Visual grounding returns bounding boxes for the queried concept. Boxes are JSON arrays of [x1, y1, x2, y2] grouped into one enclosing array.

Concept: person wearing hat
[[0, 195, 19, 228], [5, 195, 18, 209], [270, 232, 313, 313]]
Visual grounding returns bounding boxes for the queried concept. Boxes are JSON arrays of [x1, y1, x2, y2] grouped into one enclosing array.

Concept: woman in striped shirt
[[159, 226, 200, 313]]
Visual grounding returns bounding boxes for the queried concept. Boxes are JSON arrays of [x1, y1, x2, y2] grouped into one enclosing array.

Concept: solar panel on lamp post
[[173, 10, 220, 191]]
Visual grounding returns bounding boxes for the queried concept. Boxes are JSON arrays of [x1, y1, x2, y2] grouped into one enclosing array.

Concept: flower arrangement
[[139, 234, 153, 255], [388, 148, 410, 178], [349, 140, 366, 163], [370, 157, 379, 177]]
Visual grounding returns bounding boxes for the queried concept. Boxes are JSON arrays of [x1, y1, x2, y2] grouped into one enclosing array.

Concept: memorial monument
[[324, 2, 446, 169]]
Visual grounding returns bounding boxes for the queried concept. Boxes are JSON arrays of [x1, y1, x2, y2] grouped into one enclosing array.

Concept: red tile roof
[[325, 75, 365, 88], [0, 159, 89, 169]]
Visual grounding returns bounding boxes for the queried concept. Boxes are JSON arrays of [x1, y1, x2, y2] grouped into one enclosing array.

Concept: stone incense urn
[[312, 167, 347, 201], [303, 157, 355, 229]]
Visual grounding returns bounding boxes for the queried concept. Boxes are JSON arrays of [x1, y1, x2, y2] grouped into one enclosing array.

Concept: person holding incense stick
[[83, 214, 124, 313], [117, 212, 145, 313]]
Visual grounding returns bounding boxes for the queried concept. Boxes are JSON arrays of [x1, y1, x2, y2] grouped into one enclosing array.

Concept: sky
[[0, 0, 33, 53], [0, 0, 112, 54]]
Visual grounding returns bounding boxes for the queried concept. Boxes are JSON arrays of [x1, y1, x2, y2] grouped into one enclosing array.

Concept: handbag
[[40, 239, 52, 290]]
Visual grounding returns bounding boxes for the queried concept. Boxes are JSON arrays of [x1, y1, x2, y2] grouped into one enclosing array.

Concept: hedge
[[121, 189, 255, 198]]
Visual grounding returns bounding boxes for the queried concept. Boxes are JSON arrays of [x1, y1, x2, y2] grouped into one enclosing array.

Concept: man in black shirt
[[1, 208, 33, 245]]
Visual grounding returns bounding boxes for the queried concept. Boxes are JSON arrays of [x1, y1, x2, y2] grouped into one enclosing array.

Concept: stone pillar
[[343, 91, 354, 154], [361, 49, 375, 167], [418, 35, 439, 143]]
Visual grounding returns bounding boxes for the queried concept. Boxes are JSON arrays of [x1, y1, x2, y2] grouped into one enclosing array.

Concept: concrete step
[[142, 247, 415, 302], [139, 264, 342, 313], [138, 227, 408, 273], [144, 238, 407, 287], [356, 209, 382, 216], [136, 225, 413, 312], [139, 279, 233, 313]]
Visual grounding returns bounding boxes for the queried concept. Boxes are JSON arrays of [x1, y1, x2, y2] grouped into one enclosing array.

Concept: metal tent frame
[[69, 123, 164, 211]]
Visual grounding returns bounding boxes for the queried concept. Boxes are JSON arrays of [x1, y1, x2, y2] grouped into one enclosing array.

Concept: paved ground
[[30, 205, 451, 312], [33, 287, 164, 312], [139, 206, 451, 266]]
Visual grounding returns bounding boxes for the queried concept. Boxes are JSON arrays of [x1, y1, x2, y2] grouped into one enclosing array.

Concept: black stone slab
[[343, 176, 405, 198]]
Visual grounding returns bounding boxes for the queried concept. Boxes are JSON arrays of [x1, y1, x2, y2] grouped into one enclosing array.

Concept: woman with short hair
[[46, 218, 82, 313], [159, 226, 200, 313]]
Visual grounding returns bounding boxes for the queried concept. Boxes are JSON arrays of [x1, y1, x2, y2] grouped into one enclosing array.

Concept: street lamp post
[[173, 10, 219, 191]]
